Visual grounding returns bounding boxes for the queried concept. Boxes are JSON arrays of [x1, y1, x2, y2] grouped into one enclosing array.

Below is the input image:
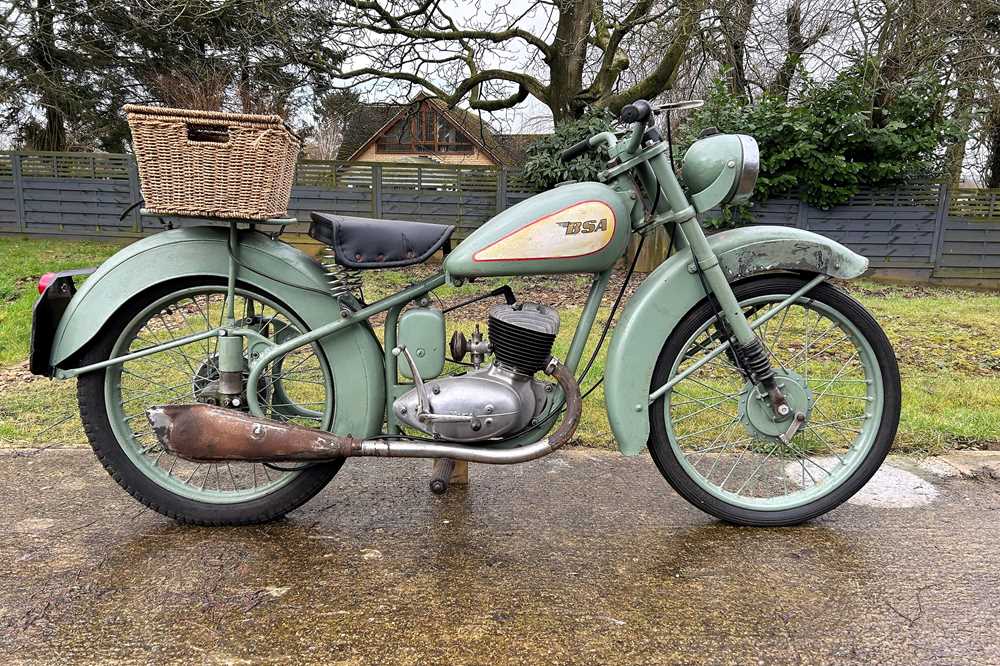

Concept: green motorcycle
[[31, 99, 900, 527]]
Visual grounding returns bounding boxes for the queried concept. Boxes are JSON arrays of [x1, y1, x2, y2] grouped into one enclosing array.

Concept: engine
[[392, 303, 560, 442]]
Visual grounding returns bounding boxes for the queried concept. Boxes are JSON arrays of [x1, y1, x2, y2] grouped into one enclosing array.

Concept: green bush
[[680, 65, 963, 215], [520, 113, 613, 190]]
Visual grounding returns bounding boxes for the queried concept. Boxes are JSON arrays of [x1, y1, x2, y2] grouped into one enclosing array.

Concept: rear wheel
[[77, 280, 341, 525], [648, 275, 901, 526]]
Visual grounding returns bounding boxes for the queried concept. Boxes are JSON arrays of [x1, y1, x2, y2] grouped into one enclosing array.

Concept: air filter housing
[[487, 303, 560, 375]]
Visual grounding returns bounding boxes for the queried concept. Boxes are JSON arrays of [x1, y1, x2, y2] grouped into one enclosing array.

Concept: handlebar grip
[[560, 138, 592, 163], [620, 100, 652, 124]]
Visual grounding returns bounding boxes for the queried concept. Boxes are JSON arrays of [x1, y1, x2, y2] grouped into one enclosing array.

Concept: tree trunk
[[32, 0, 67, 151], [944, 81, 975, 186], [942, 9, 986, 185], [547, 0, 592, 123], [768, 1, 805, 102], [721, 0, 755, 101], [987, 104, 1000, 189]]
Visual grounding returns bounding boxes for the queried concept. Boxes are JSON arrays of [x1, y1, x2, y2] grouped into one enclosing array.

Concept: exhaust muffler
[[146, 358, 580, 465], [146, 403, 360, 462]]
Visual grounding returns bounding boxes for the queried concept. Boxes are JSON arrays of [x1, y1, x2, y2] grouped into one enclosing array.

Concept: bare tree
[[307, 90, 364, 159], [707, 0, 757, 99], [765, 0, 836, 100], [326, 0, 707, 124]]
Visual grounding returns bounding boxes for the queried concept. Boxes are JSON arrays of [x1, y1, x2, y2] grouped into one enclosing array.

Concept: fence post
[[796, 196, 808, 230], [126, 156, 142, 233], [372, 165, 383, 218], [929, 182, 950, 274], [11, 153, 25, 233], [496, 167, 508, 213]]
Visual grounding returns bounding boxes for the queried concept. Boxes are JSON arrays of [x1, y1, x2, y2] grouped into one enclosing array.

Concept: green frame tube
[[383, 302, 404, 434], [566, 269, 613, 372], [54, 328, 222, 379]]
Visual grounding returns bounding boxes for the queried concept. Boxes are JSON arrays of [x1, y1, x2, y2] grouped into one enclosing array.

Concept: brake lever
[[653, 99, 706, 113]]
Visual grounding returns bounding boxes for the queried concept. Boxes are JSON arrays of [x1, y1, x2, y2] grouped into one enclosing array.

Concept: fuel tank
[[443, 181, 633, 278]]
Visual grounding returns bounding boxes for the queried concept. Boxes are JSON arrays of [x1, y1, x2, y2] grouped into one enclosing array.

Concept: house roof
[[335, 103, 401, 161], [336, 93, 542, 166]]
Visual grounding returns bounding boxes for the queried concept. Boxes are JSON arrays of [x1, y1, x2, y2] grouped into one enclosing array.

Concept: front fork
[[633, 145, 797, 425], [675, 215, 792, 421]]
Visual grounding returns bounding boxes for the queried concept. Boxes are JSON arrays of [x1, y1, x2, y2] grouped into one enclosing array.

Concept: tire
[[77, 280, 342, 526], [648, 275, 901, 527]]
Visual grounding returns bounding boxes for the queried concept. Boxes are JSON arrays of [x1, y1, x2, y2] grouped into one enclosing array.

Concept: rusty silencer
[[146, 404, 359, 462]]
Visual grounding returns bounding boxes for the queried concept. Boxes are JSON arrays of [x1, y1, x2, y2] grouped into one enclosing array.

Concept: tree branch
[[339, 0, 553, 56], [333, 65, 547, 109], [598, 0, 705, 111]]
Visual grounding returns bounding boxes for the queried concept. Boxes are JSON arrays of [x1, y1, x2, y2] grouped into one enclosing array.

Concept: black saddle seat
[[309, 213, 455, 270]]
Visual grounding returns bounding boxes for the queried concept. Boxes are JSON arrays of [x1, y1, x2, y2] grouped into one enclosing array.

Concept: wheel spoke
[[701, 425, 748, 479], [671, 395, 738, 424]]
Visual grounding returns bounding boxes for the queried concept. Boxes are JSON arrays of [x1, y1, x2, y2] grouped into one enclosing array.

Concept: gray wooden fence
[[740, 183, 1000, 285], [2, 151, 999, 285], [0, 151, 535, 240]]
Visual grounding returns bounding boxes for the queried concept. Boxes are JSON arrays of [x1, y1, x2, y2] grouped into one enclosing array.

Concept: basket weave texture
[[125, 104, 301, 220]]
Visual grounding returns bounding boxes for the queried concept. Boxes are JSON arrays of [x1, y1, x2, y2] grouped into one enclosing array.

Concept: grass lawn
[[0, 237, 129, 366], [1, 236, 998, 454]]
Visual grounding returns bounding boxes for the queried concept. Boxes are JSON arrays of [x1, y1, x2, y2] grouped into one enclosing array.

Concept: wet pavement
[[1, 448, 998, 665]]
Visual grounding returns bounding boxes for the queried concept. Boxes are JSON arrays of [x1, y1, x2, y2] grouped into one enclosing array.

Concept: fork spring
[[735, 338, 776, 386]]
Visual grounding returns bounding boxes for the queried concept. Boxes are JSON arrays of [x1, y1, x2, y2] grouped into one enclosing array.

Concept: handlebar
[[559, 98, 676, 164], [559, 137, 593, 163], [619, 100, 652, 125]]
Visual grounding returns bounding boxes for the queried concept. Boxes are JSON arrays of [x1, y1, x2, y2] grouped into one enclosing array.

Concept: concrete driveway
[[1, 448, 998, 665]]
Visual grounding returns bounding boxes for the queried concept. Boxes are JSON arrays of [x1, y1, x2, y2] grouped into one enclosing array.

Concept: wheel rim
[[663, 292, 884, 512], [105, 286, 334, 504]]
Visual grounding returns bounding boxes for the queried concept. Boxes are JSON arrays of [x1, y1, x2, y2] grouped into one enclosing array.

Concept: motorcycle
[[30, 99, 900, 527]]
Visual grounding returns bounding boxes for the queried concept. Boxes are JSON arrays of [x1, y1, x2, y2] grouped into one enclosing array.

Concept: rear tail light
[[38, 272, 58, 295]]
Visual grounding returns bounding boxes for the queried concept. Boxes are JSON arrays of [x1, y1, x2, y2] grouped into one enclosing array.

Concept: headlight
[[681, 134, 759, 212]]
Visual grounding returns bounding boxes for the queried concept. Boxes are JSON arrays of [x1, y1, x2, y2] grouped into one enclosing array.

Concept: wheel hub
[[192, 355, 268, 410], [739, 370, 813, 441], [192, 356, 223, 406]]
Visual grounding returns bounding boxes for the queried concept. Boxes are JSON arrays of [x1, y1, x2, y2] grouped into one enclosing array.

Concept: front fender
[[50, 226, 385, 439], [605, 225, 868, 455]]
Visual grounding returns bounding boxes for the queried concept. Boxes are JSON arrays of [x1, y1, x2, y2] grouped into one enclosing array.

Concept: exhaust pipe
[[146, 358, 581, 465]]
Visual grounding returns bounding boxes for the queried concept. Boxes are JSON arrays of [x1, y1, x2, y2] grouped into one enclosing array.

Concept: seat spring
[[318, 248, 363, 298]]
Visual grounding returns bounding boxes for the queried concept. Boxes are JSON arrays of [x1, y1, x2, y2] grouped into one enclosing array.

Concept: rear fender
[[50, 226, 385, 439], [605, 225, 868, 455]]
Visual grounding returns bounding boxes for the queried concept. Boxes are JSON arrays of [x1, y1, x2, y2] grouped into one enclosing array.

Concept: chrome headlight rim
[[731, 134, 759, 204]]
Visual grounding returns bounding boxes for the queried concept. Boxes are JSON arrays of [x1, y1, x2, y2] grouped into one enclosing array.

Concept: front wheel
[[649, 275, 901, 526], [77, 280, 341, 525]]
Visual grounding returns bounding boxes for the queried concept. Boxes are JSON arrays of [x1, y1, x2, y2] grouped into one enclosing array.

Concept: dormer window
[[376, 104, 475, 154]]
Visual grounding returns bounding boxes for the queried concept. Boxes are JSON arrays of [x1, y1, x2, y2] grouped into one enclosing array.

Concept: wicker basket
[[124, 104, 301, 220]]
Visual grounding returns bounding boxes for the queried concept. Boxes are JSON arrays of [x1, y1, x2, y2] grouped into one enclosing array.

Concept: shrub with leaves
[[520, 113, 614, 190], [680, 65, 963, 215]]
